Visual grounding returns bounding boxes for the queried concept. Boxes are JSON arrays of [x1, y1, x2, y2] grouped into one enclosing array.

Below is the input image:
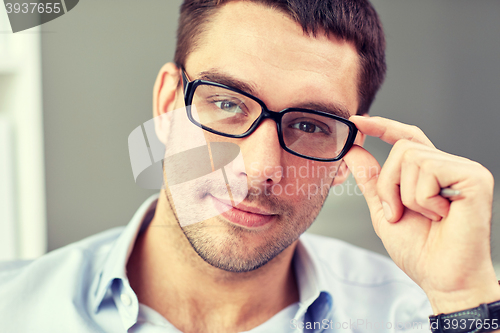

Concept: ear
[[331, 114, 368, 186], [153, 62, 182, 144]]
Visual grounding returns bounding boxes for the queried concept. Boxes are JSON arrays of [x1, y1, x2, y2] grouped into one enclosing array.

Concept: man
[[1, 0, 499, 332]]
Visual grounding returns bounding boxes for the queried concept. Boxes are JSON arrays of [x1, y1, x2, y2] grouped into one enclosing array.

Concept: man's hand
[[344, 115, 500, 314]]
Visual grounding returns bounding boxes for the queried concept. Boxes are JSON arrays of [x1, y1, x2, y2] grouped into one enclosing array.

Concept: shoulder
[[300, 232, 408, 284], [0, 227, 124, 332], [299, 233, 432, 328], [0, 226, 123, 277]]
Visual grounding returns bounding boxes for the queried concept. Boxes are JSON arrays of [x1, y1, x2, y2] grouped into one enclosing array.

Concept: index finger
[[350, 115, 435, 148]]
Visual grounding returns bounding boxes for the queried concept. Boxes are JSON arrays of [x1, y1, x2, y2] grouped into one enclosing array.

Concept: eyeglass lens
[[191, 84, 351, 160]]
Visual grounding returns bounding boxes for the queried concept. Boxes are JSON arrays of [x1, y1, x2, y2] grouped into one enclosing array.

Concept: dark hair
[[174, 0, 386, 115]]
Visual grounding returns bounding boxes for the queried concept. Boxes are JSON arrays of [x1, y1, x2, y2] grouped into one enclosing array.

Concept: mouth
[[210, 195, 276, 228]]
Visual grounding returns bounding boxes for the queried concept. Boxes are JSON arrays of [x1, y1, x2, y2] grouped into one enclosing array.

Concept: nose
[[229, 118, 283, 188]]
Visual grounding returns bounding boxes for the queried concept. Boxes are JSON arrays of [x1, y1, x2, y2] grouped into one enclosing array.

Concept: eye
[[214, 100, 245, 114], [290, 121, 327, 134]]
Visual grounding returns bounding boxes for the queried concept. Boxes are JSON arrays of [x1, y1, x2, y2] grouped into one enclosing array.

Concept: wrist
[[427, 283, 500, 314]]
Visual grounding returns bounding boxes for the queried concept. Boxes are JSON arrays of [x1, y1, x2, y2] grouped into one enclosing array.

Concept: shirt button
[[120, 293, 132, 306]]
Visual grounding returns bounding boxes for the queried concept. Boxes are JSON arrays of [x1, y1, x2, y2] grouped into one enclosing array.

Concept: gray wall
[[42, 0, 180, 250], [42, 1, 500, 260]]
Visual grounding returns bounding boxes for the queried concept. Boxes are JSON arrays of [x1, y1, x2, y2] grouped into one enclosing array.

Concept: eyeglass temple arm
[[176, 64, 191, 95]]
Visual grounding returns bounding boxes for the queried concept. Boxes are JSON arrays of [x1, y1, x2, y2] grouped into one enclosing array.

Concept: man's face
[[165, 1, 360, 272]]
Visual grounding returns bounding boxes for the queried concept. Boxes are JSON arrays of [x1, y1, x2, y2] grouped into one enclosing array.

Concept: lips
[[210, 196, 276, 228]]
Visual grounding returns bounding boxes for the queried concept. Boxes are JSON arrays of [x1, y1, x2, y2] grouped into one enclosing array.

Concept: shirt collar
[[90, 194, 332, 328], [293, 236, 333, 322], [90, 193, 159, 326]]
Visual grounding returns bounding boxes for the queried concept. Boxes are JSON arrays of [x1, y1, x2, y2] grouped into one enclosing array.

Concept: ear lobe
[[153, 62, 182, 144]]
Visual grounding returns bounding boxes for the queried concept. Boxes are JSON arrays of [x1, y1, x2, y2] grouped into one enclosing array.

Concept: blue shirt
[[0, 194, 432, 332]]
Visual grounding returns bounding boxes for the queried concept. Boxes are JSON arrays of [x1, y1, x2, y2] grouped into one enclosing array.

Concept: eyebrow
[[196, 69, 352, 119], [198, 70, 258, 96], [292, 102, 351, 119]]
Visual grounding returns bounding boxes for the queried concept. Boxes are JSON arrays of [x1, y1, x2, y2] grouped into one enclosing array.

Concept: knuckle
[[474, 163, 494, 186], [408, 126, 433, 146], [393, 139, 410, 151], [419, 159, 437, 172], [401, 147, 419, 163], [410, 125, 424, 137]]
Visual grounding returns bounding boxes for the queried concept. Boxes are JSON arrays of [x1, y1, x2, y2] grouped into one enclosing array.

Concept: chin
[[181, 216, 302, 273]]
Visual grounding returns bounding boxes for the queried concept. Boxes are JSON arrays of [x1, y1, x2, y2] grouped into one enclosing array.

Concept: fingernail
[[382, 201, 393, 221], [349, 115, 364, 121]]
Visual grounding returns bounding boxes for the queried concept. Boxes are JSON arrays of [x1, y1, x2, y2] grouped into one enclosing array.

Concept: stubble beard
[[174, 186, 328, 273]]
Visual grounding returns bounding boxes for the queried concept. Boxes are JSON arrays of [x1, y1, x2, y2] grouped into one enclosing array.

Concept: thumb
[[343, 145, 384, 225]]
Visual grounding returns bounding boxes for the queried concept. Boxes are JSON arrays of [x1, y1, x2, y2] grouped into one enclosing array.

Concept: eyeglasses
[[180, 69, 358, 162]]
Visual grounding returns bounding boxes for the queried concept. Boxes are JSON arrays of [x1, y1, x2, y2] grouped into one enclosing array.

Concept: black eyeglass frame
[[180, 69, 358, 162]]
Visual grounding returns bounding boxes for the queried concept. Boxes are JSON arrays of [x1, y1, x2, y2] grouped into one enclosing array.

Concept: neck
[[127, 190, 300, 333]]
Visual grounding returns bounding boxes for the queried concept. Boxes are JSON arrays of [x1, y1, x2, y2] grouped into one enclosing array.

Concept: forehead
[[185, 1, 360, 114]]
